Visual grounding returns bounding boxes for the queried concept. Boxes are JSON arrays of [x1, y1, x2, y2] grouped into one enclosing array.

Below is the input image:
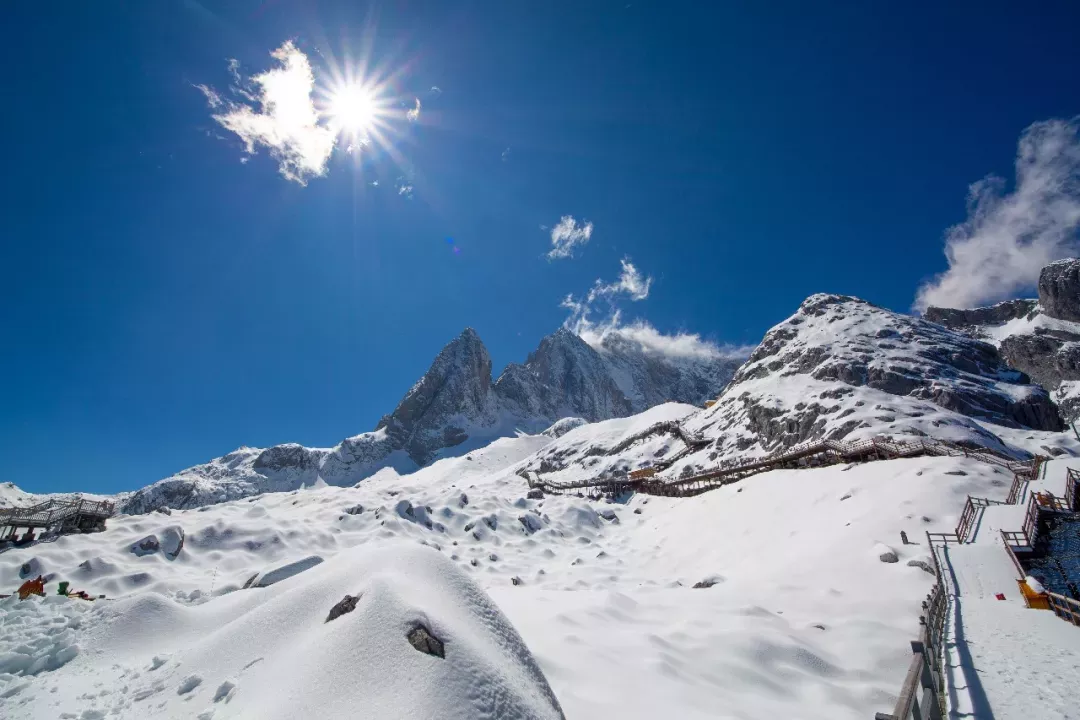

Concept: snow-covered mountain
[[516, 292, 1064, 482], [119, 326, 742, 513], [925, 258, 1080, 423]]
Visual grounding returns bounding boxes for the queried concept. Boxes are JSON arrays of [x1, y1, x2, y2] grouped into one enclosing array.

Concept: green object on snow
[[57, 581, 69, 595]]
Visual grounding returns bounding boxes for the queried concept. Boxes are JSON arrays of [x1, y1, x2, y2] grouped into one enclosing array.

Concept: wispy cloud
[[577, 314, 753, 362], [397, 183, 414, 198], [501, 147, 511, 162], [561, 258, 749, 362], [198, 41, 336, 185], [915, 116, 1080, 311], [547, 215, 594, 260], [406, 98, 421, 122], [561, 257, 652, 326]]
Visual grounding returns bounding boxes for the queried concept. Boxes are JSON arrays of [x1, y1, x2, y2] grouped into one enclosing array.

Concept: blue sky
[[3, 1, 1080, 494]]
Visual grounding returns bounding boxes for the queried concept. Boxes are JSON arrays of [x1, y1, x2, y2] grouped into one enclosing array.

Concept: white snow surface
[[4, 407, 1074, 719]]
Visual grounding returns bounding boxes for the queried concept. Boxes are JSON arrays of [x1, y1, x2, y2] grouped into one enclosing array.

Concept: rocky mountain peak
[[376, 328, 496, 465], [117, 323, 743, 513]]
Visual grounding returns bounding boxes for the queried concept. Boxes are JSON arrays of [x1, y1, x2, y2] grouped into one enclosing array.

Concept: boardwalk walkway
[[0, 498, 114, 541], [934, 459, 1080, 720], [529, 435, 1036, 499]]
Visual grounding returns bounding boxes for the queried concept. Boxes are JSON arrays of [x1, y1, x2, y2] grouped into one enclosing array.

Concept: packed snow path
[[935, 459, 1080, 720]]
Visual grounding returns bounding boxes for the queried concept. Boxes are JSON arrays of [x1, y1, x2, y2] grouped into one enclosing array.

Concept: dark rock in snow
[[131, 535, 160, 556], [325, 594, 361, 622], [407, 624, 445, 658]]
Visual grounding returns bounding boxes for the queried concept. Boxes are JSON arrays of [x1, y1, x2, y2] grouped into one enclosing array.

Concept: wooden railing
[[530, 434, 1043, 500], [1048, 592, 1080, 626], [1000, 529, 1032, 579], [1067, 468, 1080, 511], [953, 496, 1006, 543], [877, 535, 947, 720], [0, 497, 115, 529]]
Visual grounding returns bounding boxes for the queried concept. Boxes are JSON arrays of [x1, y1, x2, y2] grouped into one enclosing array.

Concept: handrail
[[1000, 530, 1030, 579], [0, 497, 115, 528], [1067, 468, 1080, 511], [1048, 592, 1080, 626], [530, 434, 1043, 499]]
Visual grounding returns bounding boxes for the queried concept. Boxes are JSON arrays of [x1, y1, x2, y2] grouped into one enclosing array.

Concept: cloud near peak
[[198, 41, 336, 185], [915, 116, 1080, 311], [576, 314, 753, 362], [547, 215, 594, 260]]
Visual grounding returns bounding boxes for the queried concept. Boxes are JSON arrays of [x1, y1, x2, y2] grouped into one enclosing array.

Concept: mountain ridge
[[115, 324, 743, 513]]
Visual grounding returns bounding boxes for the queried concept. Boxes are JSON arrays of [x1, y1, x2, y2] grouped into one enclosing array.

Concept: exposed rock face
[[377, 328, 498, 466], [683, 294, 1062, 460], [924, 299, 1038, 332], [588, 330, 743, 411], [925, 258, 1080, 422], [497, 329, 631, 423], [1039, 258, 1080, 322]]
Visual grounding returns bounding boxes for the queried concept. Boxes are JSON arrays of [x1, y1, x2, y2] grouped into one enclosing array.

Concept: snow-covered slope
[[5, 409, 1076, 719], [926, 258, 1080, 422], [115, 326, 741, 514], [669, 294, 1061, 464]]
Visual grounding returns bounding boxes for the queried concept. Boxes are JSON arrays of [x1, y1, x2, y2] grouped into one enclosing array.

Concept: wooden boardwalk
[[0, 498, 114, 541], [527, 435, 1041, 499]]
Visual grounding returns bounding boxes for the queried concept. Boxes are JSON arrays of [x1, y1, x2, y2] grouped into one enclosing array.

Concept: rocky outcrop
[[685, 293, 1062, 461], [925, 258, 1080, 422], [1039, 258, 1080, 322], [924, 299, 1038, 332]]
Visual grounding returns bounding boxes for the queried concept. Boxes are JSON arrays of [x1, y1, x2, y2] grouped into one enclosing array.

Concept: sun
[[327, 83, 379, 134]]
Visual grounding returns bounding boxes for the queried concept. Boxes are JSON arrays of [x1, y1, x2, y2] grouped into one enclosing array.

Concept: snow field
[[0, 410, 1072, 719]]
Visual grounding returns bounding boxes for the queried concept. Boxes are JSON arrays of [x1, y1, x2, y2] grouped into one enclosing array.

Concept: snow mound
[[55, 544, 564, 720], [0, 595, 86, 684]]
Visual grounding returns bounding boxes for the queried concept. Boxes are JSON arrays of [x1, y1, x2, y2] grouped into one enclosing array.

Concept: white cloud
[[561, 257, 652, 326], [398, 183, 414, 198], [501, 147, 511, 162], [560, 257, 751, 363], [915, 116, 1080, 311], [194, 84, 222, 108], [406, 98, 421, 122], [199, 41, 337, 185], [576, 313, 753, 361], [547, 215, 594, 260], [596, 257, 652, 301]]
